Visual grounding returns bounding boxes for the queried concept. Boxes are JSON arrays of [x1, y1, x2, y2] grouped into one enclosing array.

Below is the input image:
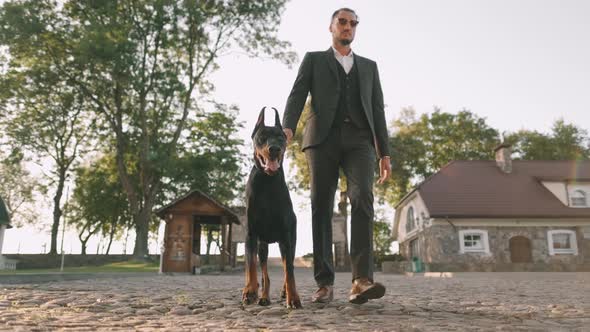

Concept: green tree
[[165, 103, 246, 205], [0, 0, 294, 259], [285, 98, 312, 192], [0, 149, 43, 227], [70, 154, 131, 255], [0, 3, 93, 252], [0, 73, 93, 254], [373, 220, 393, 257], [379, 107, 500, 205], [506, 119, 590, 160]]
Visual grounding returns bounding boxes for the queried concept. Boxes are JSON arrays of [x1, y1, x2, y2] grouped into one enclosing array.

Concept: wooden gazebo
[[155, 190, 240, 274]]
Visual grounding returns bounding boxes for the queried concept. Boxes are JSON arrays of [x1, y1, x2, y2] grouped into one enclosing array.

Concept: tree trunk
[[49, 169, 67, 255], [78, 223, 99, 256], [123, 227, 129, 255], [96, 236, 101, 254], [105, 218, 117, 255], [132, 205, 152, 260], [80, 239, 88, 255]]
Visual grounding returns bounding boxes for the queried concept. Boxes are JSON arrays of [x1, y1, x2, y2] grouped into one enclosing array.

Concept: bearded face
[[329, 11, 358, 47]]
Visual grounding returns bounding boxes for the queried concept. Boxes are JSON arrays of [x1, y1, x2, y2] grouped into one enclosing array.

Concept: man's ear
[[252, 107, 266, 138]]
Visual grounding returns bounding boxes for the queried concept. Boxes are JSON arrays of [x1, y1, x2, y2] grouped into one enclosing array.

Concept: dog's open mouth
[[256, 151, 281, 174]]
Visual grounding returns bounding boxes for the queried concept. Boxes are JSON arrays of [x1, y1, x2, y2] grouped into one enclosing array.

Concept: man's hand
[[377, 156, 391, 184], [283, 128, 293, 145]]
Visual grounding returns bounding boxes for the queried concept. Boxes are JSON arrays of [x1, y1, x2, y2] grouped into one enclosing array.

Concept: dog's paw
[[286, 296, 302, 309], [258, 297, 271, 306], [242, 289, 259, 305]]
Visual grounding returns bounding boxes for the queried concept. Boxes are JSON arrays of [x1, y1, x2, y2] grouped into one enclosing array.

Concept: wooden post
[[193, 223, 201, 255], [161, 214, 172, 273], [227, 224, 234, 267], [159, 216, 169, 274], [220, 220, 227, 271]]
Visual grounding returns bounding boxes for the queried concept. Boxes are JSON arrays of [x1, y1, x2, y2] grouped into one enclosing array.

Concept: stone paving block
[[0, 270, 588, 331]]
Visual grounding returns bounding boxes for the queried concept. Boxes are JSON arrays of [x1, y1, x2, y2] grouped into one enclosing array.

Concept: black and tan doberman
[[242, 107, 302, 309]]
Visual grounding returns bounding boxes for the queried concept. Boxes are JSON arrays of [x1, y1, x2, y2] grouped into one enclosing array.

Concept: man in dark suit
[[283, 8, 391, 304]]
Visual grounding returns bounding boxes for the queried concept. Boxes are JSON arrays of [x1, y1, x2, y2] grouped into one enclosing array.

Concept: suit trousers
[[305, 121, 376, 287]]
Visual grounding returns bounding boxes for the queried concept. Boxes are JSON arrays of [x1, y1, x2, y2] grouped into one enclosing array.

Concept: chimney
[[494, 144, 512, 173]]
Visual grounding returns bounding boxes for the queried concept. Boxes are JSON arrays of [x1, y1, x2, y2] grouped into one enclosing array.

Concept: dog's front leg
[[279, 241, 302, 309], [242, 233, 259, 305], [258, 242, 271, 306]]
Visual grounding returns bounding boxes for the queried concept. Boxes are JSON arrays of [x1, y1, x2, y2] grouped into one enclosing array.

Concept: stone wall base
[[426, 262, 590, 272], [3, 254, 160, 269], [382, 261, 590, 273], [0, 256, 17, 270], [381, 261, 411, 273]]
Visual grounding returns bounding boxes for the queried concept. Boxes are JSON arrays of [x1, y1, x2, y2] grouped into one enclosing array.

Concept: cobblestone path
[[1, 270, 588, 331]]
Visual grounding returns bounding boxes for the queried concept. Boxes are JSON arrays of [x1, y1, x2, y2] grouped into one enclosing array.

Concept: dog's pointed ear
[[272, 107, 282, 129], [252, 107, 266, 138]]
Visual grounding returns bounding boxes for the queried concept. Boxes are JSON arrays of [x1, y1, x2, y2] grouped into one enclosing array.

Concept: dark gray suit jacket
[[283, 48, 390, 157]]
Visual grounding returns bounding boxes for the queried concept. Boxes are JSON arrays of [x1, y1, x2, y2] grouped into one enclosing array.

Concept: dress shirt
[[332, 46, 354, 74]]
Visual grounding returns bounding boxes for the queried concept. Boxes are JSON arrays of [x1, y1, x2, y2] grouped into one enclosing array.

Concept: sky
[[2, 0, 590, 258]]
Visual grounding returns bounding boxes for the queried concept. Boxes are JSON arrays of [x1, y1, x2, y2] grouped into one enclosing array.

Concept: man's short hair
[[331, 8, 357, 22]]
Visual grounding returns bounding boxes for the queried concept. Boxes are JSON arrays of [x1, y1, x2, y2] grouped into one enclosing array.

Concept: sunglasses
[[337, 18, 359, 28]]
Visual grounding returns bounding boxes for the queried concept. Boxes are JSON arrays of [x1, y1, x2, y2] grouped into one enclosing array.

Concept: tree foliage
[[70, 154, 132, 255], [373, 220, 394, 258], [0, 69, 91, 254], [378, 107, 500, 205], [505, 119, 590, 160], [0, 0, 294, 258], [285, 98, 312, 192], [165, 103, 246, 206], [0, 149, 43, 227]]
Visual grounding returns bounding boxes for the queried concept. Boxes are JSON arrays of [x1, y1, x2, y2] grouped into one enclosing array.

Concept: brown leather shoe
[[349, 278, 386, 304], [311, 286, 334, 303]]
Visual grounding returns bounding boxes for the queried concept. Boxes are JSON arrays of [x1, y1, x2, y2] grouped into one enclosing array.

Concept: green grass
[[0, 261, 159, 274]]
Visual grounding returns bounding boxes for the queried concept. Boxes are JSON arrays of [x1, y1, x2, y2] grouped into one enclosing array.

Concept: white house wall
[[396, 192, 431, 243], [541, 182, 569, 206]]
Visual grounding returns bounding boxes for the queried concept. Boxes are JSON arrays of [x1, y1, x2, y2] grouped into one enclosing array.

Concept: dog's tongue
[[266, 160, 280, 172]]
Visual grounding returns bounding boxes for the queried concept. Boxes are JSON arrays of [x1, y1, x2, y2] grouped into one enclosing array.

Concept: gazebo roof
[[0, 196, 12, 229], [155, 189, 240, 224]]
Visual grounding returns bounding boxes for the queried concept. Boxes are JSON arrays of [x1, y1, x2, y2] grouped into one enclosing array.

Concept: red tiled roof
[[414, 160, 590, 218]]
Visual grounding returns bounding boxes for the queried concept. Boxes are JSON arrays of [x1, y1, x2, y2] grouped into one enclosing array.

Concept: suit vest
[[332, 57, 369, 129]]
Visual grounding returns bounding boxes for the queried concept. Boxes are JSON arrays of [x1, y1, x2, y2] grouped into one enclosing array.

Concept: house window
[[464, 234, 484, 250], [406, 207, 415, 233], [570, 190, 587, 207], [459, 230, 490, 254], [548, 230, 578, 255]]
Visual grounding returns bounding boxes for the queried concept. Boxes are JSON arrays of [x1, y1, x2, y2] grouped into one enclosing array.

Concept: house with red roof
[[392, 145, 590, 271]]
